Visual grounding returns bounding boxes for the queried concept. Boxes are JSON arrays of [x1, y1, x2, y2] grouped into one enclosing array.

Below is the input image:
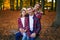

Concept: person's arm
[[18, 18, 25, 33], [30, 18, 41, 38], [24, 17, 29, 31], [35, 19, 41, 34], [38, 12, 43, 19], [18, 18, 22, 29]]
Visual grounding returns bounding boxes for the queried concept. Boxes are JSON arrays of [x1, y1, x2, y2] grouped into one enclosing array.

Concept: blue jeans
[[29, 37, 35, 40], [28, 31, 35, 40], [15, 31, 35, 40], [15, 32, 28, 40]]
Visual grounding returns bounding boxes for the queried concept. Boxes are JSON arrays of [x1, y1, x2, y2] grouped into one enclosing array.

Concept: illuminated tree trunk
[[10, 0, 14, 10], [55, 0, 57, 11], [2, 0, 5, 10]]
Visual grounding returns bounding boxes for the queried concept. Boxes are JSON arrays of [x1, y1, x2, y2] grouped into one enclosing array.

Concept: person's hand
[[22, 29, 27, 32], [19, 28, 25, 33], [40, 11, 43, 14], [30, 33, 36, 38], [40, 10, 43, 14], [24, 29, 27, 32]]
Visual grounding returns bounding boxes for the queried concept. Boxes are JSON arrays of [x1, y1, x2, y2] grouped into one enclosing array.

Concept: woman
[[33, 3, 43, 32], [33, 3, 43, 20], [15, 8, 28, 40]]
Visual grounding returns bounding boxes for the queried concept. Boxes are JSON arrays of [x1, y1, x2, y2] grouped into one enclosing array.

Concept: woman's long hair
[[20, 8, 27, 17]]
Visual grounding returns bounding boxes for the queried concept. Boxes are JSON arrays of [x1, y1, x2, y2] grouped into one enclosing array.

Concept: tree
[[33, 0, 36, 7], [41, 0, 45, 15], [30, 0, 32, 6], [38, 0, 40, 3], [20, 0, 23, 10], [55, 0, 57, 11], [16, 0, 18, 10], [0, 0, 4, 10], [51, 0, 53, 10], [10, 0, 14, 10], [51, 0, 60, 28]]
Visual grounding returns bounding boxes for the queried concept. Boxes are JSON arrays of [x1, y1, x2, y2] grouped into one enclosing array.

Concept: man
[[26, 7, 41, 40]]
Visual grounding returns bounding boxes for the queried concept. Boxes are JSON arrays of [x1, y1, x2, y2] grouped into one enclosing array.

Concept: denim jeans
[[15, 32, 28, 40], [27, 31, 35, 40]]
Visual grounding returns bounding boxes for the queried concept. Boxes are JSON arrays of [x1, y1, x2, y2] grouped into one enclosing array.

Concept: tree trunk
[[33, 0, 36, 7], [10, 0, 14, 10], [16, 0, 18, 10], [20, 0, 23, 10], [55, 0, 57, 11], [51, 0, 60, 28], [0, 0, 3, 10], [41, 0, 45, 15], [51, 0, 53, 10], [38, 0, 40, 3], [30, 0, 32, 6]]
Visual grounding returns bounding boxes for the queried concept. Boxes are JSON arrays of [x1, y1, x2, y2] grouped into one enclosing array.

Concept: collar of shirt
[[29, 15, 34, 18]]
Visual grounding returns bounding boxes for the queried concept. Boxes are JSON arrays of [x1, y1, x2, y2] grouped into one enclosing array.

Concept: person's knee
[[15, 32, 22, 37], [30, 37, 35, 40]]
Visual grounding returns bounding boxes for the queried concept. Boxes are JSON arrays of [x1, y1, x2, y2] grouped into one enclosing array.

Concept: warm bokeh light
[[2, 0, 56, 10], [4, 0, 10, 10]]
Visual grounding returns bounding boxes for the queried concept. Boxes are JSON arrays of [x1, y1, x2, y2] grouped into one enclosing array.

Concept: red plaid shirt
[[18, 15, 41, 37], [35, 12, 43, 20], [26, 15, 41, 37]]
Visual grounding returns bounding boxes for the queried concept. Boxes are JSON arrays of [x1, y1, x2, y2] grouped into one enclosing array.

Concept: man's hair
[[27, 6, 33, 10]]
